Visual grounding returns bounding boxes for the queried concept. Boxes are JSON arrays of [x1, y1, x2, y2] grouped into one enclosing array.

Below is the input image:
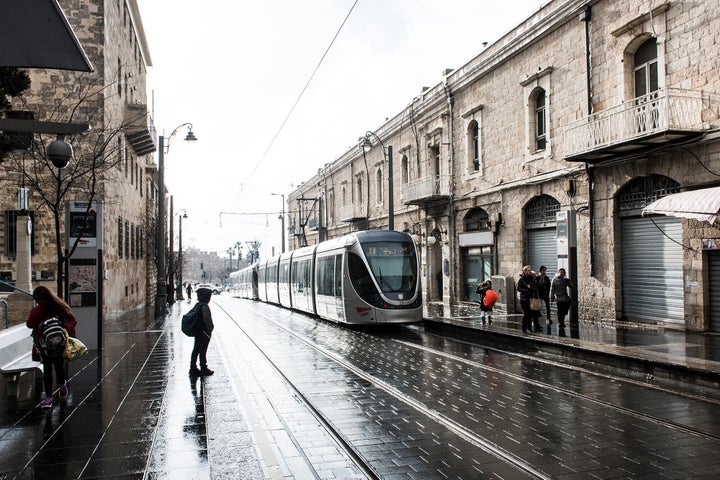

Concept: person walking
[[185, 283, 193, 303], [551, 267, 574, 329], [26, 286, 77, 410], [517, 265, 540, 333], [536, 265, 552, 325], [189, 287, 214, 377], [476, 280, 496, 325]]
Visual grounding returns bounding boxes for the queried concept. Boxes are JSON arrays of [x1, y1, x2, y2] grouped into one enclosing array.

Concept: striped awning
[[642, 186, 720, 225]]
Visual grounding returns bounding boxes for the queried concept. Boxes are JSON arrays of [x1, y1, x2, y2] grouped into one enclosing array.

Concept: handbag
[[530, 297, 542, 312], [64, 334, 88, 361]]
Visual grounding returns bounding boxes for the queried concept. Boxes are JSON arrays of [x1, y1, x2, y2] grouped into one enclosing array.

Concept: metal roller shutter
[[708, 251, 720, 332], [527, 228, 557, 274], [621, 216, 683, 324]]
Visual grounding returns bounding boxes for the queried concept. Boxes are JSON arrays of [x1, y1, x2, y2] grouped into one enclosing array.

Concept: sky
[[136, 0, 547, 261]]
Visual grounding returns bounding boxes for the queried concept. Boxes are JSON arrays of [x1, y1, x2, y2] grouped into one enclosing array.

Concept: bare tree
[[1, 76, 142, 296]]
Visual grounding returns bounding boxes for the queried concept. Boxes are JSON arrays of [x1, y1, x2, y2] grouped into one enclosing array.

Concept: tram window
[[317, 256, 334, 295], [335, 254, 342, 296], [349, 252, 377, 297], [361, 241, 417, 293]]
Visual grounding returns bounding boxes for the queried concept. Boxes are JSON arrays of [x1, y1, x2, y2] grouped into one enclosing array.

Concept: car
[[196, 283, 221, 295]]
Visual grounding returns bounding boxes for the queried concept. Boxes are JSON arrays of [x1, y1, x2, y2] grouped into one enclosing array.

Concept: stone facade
[[289, 0, 720, 332], [0, 0, 158, 324]]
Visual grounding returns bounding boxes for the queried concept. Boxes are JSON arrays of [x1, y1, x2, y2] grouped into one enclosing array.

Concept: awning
[[0, 0, 93, 72], [642, 186, 720, 225]]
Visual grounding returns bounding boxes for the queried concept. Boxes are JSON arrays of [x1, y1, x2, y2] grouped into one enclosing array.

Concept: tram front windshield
[[360, 241, 417, 293]]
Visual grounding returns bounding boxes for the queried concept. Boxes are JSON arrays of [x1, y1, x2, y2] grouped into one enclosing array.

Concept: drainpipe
[[581, 4, 595, 277], [444, 83, 457, 305]]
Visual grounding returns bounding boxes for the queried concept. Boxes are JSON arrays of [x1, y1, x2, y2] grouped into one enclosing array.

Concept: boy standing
[[189, 287, 214, 377]]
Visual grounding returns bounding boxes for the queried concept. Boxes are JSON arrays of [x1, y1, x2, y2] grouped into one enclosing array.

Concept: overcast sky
[[136, 0, 547, 261]]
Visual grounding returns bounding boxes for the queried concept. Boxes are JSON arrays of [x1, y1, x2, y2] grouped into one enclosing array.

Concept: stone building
[[0, 0, 158, 323], [288, 0, 720, 332]]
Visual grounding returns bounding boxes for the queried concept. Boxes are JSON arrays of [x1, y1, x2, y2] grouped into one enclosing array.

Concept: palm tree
[[234, 241, 243, 269]]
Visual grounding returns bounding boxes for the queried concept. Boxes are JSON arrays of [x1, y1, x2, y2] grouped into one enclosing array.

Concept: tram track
[[218, 301, 550, 480], [217, 298, 720, 478], [389, 335, 720, 443], [214, 302, 381, 480]]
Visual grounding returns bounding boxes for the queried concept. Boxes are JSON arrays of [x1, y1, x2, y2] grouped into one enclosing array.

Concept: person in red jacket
[[26, 286, 77, 410]]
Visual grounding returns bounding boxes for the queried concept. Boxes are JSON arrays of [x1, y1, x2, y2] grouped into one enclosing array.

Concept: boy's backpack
[[37, 317, 67, 358], [181, 303, 202, 337], [482, 289, 499, 308]]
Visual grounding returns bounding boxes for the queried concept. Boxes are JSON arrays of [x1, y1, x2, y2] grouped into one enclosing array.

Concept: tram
[[229, 230, 422, 324]]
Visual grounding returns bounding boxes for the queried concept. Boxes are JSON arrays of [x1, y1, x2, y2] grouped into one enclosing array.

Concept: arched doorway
[[618, 175, 683, 324], [524, 195, 560, 275]]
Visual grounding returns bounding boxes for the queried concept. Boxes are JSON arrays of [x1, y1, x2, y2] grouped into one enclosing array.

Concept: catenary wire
[[231, 0, 360, 210]]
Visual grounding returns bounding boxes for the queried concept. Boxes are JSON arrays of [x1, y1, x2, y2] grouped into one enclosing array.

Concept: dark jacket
[[536, 274, 551, 299], [197, 302, 214, 336], [551, 275, 573, 303], [517, 273, 539, 300]]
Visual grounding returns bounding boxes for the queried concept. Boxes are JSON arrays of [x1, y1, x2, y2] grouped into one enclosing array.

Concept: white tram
[[229, 230, 422, 324]]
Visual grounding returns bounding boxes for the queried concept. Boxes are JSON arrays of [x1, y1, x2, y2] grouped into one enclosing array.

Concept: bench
[[0, 324, 43, 397]]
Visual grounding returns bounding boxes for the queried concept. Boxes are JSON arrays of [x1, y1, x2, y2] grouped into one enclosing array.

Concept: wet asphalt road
[[2, 294, 720, 479]]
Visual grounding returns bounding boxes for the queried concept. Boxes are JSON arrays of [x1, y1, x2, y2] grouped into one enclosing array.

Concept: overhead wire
[[231, 0, 360, 210]]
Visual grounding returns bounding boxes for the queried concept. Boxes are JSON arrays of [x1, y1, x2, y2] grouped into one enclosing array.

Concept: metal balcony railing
[[564, 88, 720, 162], [402, 175, 452, 205]]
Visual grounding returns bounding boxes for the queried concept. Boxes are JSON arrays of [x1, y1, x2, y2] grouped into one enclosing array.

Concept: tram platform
[[1, 297, 719, 479]]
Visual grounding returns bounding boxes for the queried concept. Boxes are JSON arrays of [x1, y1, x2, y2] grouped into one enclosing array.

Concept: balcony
[[123, 103, 157, 156], [564, 88, 720, 163], [339, 204, 367, 222], [402, 175, 452, 206]]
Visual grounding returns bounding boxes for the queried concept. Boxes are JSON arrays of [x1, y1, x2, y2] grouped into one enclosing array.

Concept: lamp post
[[177, 210, 187, 300], [155, 123, 196, 318], [271, 193, 285, 253], [361, 131, 393, 230]]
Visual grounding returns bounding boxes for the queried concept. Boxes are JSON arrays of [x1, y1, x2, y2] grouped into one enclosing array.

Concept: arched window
[[357, 177, 363, 205], [401, 154, 409, 185], [464, 208, 490, 231], [633, 38, 658, 99], [467, 120, 480, 173], [524, 194, 560, 227], [375, 168, 383, 203], [533, 89, 547, 151], [341, 184, 347, 206], [618, 174, 679, 213]]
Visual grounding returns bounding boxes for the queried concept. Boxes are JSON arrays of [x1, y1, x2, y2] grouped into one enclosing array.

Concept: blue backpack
[[181, 303, 202, 337]]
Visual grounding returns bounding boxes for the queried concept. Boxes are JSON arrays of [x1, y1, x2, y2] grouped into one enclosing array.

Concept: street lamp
[[361, 131, 394, 231], [270, 193, 285, 253], [155, 123, 196, 318]]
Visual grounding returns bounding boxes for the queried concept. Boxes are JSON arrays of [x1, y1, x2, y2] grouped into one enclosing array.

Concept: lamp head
[[47, 137, 73, 168], [184, 129, 197, 142], [360, 136, 372, 153]]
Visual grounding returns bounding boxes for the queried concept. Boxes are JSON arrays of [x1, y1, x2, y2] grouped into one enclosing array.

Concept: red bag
[[482, 289, 499, 308]]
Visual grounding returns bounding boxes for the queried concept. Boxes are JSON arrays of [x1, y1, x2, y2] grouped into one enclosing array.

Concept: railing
[[402, 175, 452, 204], [564, 88, 720, 159], [339, 204, 367, 222]]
